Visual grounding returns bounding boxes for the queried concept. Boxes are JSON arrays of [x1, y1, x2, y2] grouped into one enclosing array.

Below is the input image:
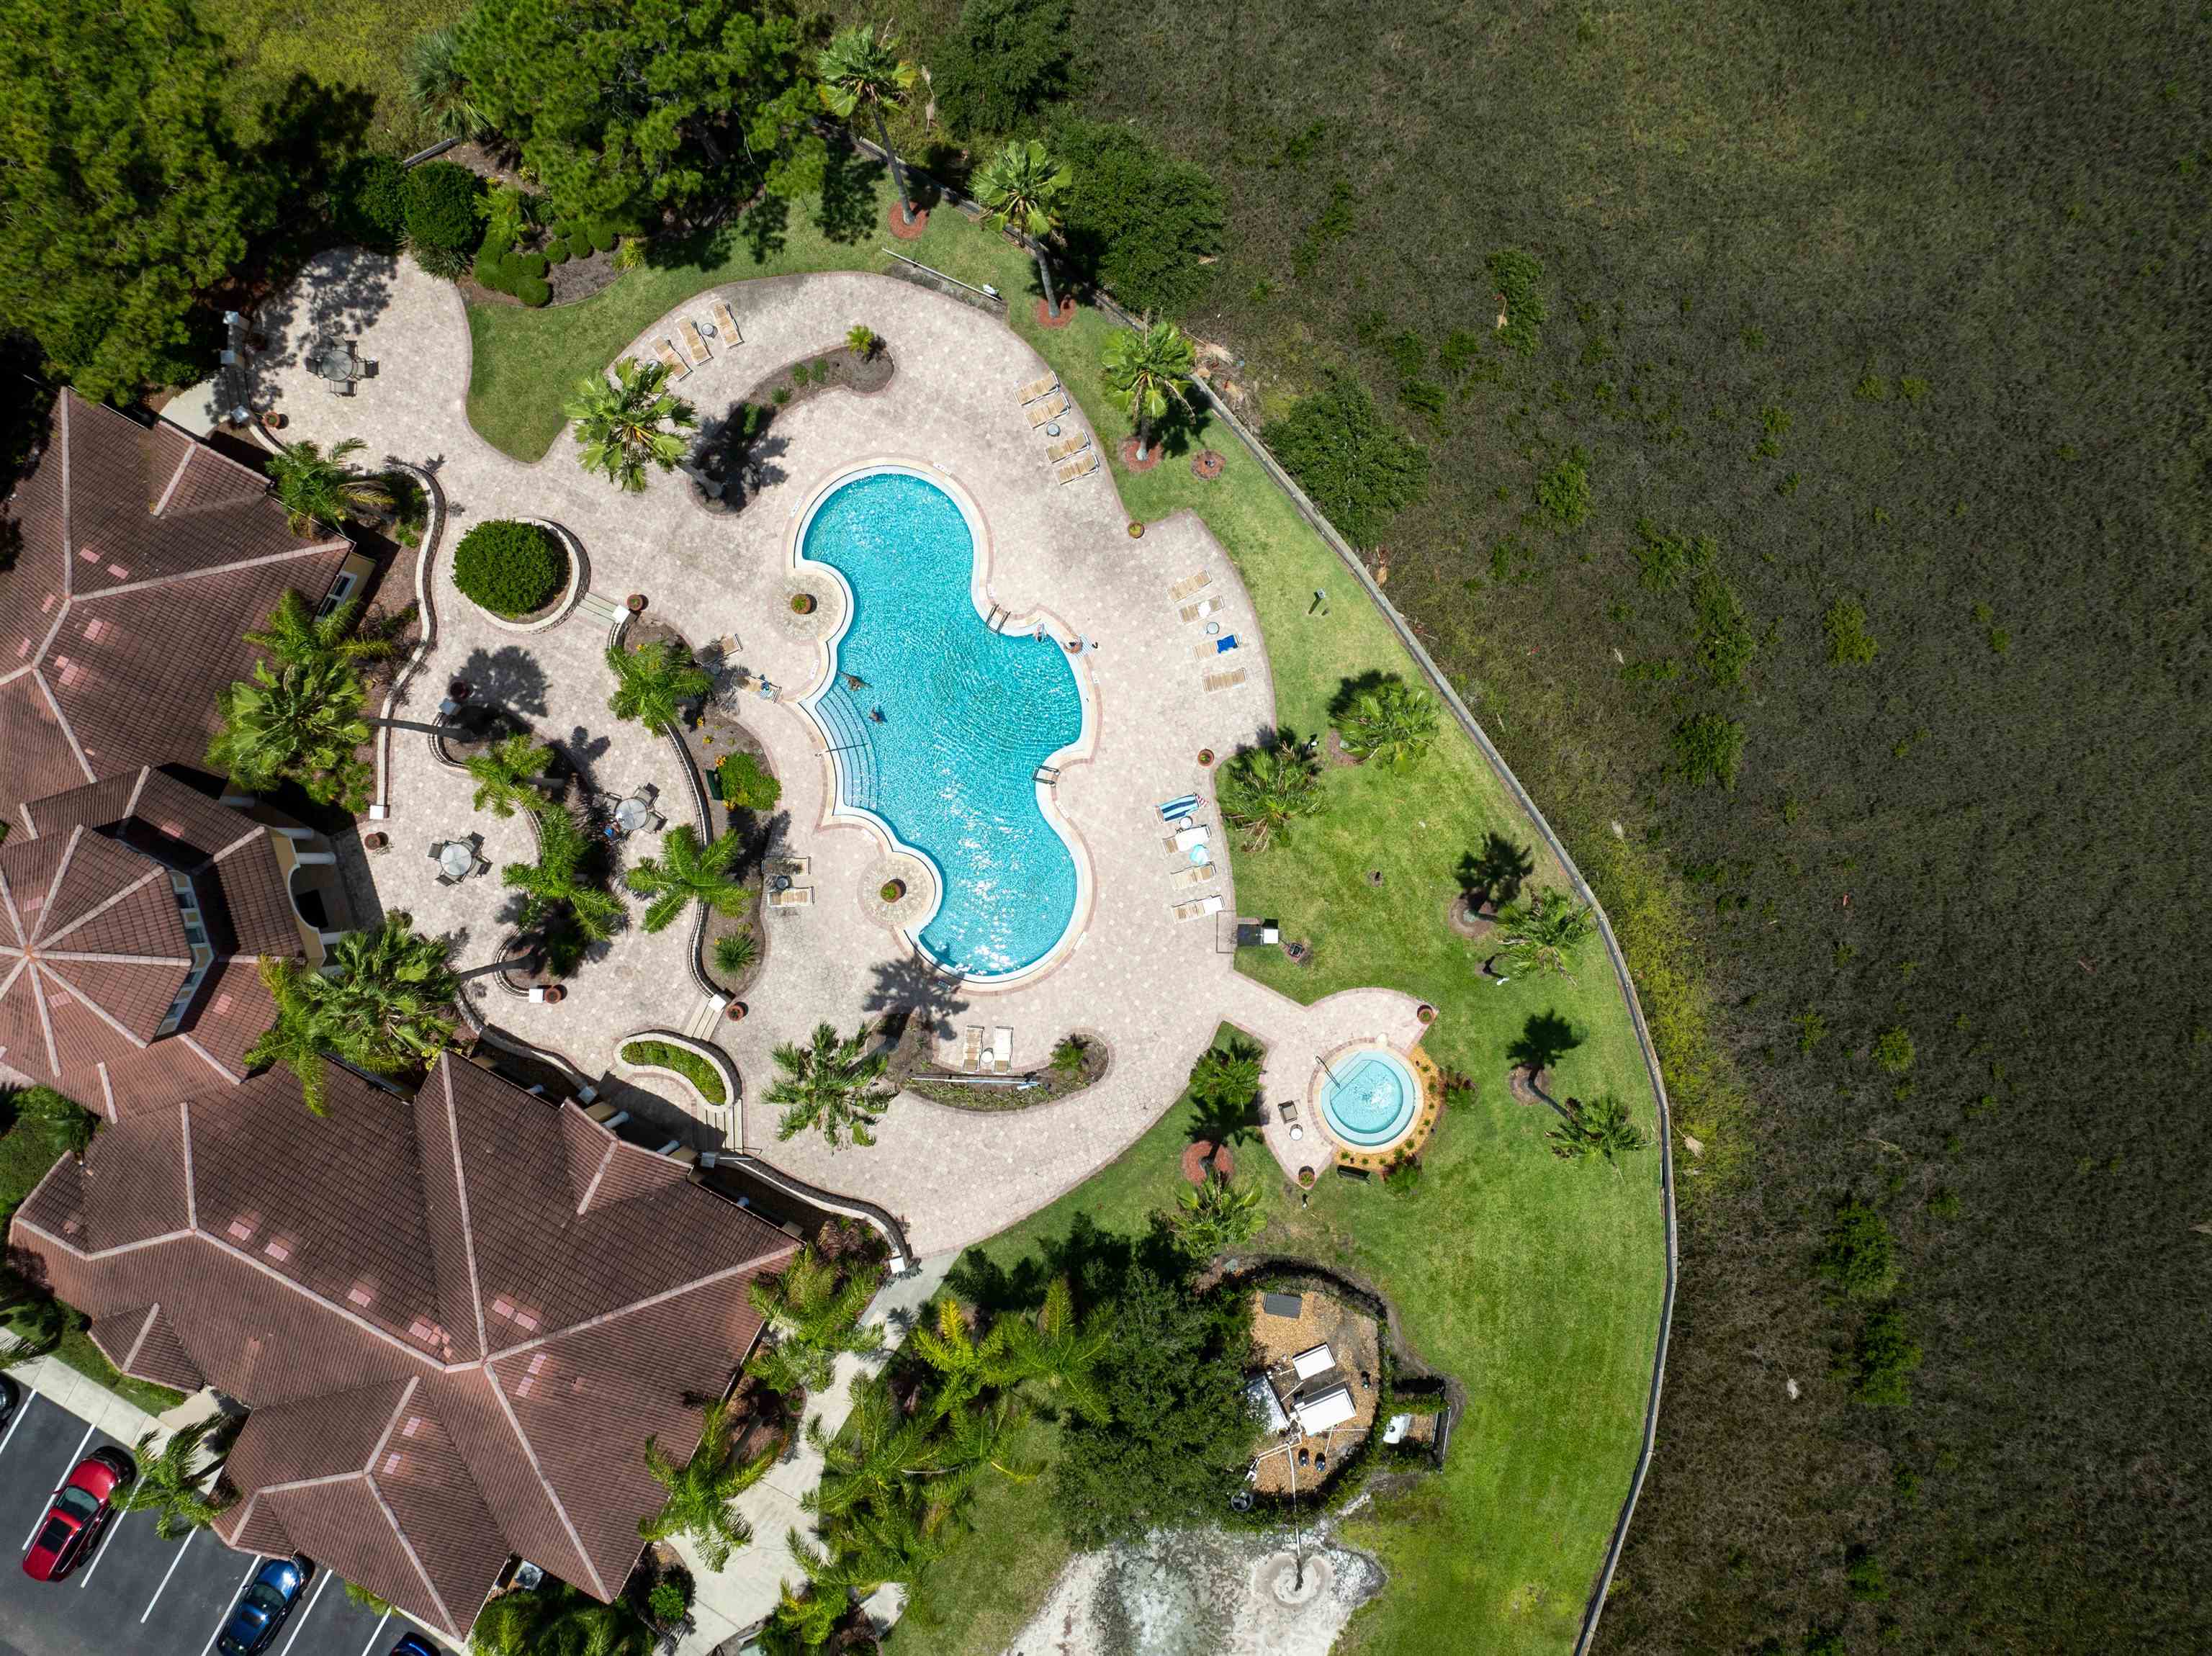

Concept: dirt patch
[[1445, 893, 1497, 940], [1321, 729, 1362, 768]]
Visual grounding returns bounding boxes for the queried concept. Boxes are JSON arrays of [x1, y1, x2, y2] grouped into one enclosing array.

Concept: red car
[[22, 1448, 134, 1582]]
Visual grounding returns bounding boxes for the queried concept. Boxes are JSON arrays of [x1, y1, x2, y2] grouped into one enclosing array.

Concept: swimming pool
[[797, 467, 1085, 979], [1319, 1048, 1421, 1148]]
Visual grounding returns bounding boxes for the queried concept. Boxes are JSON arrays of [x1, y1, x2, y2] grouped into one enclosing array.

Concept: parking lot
[[0, 1389, 447, 1656]]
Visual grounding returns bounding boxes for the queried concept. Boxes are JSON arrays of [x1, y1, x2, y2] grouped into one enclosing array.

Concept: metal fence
[[877, 248, 1007, 318]]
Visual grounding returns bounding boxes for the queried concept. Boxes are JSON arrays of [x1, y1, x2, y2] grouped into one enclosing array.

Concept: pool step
[[984, 603, 1011, 632], [680, 993, 724, 1040], [577, 591, 629, 626]]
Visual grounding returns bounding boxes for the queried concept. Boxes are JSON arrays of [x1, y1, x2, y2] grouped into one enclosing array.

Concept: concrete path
[[251, 250, 1429, 1260]]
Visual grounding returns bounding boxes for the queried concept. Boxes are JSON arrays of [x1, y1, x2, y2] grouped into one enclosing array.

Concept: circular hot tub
[[1316, 1045, 1421, 1151]]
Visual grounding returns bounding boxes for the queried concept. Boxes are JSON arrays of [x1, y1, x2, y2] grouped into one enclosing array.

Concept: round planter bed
[[454, 518, 588, 634]]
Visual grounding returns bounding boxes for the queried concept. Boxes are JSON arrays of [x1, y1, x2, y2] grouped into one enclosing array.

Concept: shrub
[[714, 931, 759, 976], [1825, 598, 1879, 665], [716, 751, 781, 811], [1672, 713, 1744, 788], [789, 361, 811, 387], [1052, 117, 1226, 318], [1534, 446, 1591, 531], [506, 250, 549, 281], [513, 274, 552, 308], [1263, 372, 1430, 547], [1845, 1545, 1889, 1600], [413, 241, 472, 281], [452, 520, 564, 616], [586, 219, 619, 253], [619, 1038, 727, 1104], [1814, 1199, 1898, 1300], [553, 219, 581, 243], [545, 238, 571, 264], [1872, 1027, 1915, 1072], [472, 251, 509, 292], [334, 155, 408, 249], [936, 0, 1074, 132], [1382, 1151, 1422, 1195], [1488, 248, 1547, 354], [1835, 1303, 1921, 1405], [1693, 573, 1757, 684], [646, 1580, 689, 1624], [1631, 519, 1717, 590], [401, 160, 482, 253]]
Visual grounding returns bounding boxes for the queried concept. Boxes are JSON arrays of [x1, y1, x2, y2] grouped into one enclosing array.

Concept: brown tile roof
[[6, 1057, 801, 1637], [0, 394, 351, 822]]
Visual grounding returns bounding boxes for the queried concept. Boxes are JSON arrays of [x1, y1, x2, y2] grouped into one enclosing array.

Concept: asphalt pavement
[[0, 1388, 446, 1656]]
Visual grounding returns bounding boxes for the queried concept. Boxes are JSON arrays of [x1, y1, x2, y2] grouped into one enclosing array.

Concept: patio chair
[[1170, 894, 1226, 922], [1181, 594, 1222, 624], [1017, 372, 1058, 404], [1167, 572, 1213, 603], [1278, 1101, 1300, 1125], [1056, 450, 1099, 485], [711, 299, 742, 343], [654, 339, 691, 381], [961, 1026, 985, 1072], [359, 359, 378, 379], [1026, 392, 1069, 429], [326, 378, 354, 397], [1171, 863, 1216, 890], [1194, 636, 1242, 661], [680, 319, 711, 367], [991, 1027, 1014, 1074], [1204, 665, 1249, 695], [1045, 430, 1090, 464]]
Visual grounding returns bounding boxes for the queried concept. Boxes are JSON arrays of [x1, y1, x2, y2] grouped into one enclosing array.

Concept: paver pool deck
[[252, 250, 1425, 1256]]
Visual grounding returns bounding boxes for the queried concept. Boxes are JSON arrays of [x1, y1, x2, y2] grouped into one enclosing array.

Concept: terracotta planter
[[626, 593, 647, 613], [1417, 1004, 1437, 1025], [1298, 1166, 1317, 1188], [1197, 748, 1215, 767], [880, 879, 907, 903], [791, 593, 816, 615], [542, 985, 565, 1004], [261, 410, 287, 431], [724, 1002, 748, 1022], [1127, 521, 1145, 539], [361, 830, 388, 852]]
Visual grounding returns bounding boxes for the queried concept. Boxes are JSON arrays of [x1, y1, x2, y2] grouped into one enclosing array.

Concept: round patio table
[[315, 346, 354, 382], [615, 796, 652, 833], [437, 842, 475, 881]]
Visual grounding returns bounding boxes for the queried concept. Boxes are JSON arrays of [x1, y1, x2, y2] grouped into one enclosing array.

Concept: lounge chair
[[1169, 824, 1210, 853], [1026, 392, 1069, 430], [1171, 863, 1216, 890], [1167, 572, 1213, 603], [654, 339, 691, 381], [680, 320, 711, 366], [992, 1027, 1014, 1074], [1157, 793, 1201, 820], [1181, 594, 1223, 624], [1018, 372, 1058, 404], [1057, 450, 1099, 485], [1171, 894, 1226, 922], [1045, 430, 1090, 463], [961, 1026, 985, 1072], [711, 299, 741, 343], [1194, 636, 1241, 661], [769, 885, 814, 910], [1204, 665, 1249, 694]]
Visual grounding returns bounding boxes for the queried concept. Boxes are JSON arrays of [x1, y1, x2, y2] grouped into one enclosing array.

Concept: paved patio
[[252, 250, 1427, 1259]]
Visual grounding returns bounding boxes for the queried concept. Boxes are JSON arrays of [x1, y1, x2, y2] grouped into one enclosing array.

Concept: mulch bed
[[1036, 295, 1076, 328], [1447, 894, 1498, 940], [1323, 728, 1363, 768], [1192, 449, 1226, 480], [1119, 436, 1161, 472], [886, 200, 928, 240], [689, 346, 894, 513]]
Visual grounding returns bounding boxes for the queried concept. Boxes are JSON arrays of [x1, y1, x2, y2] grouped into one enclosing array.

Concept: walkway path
[[253, 251, 1427, 1259]]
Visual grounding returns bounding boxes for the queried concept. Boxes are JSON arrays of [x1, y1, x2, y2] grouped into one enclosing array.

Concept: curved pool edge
[[1308, 1038, 1426, 1156], [782, 457, 1100, 991]]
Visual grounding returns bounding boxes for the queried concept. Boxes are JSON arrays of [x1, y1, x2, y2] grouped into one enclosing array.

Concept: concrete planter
[[469, 518, 589, 634]]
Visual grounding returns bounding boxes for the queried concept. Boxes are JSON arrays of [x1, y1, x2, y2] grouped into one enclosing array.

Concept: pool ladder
[[1034, 764, 1061, 787], [985, 602, 1011, 632]]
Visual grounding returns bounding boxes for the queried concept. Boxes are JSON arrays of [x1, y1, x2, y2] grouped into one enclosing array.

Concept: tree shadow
[[817, 143, 886, 245], [688, 402, 786, 511], [863, 948, 970, 1044], [1507, 1009, 1583, 1077], [1326, 667, 1401, 725], [945, 1210, 1184, 1320], [456, 644, 550, 719], [1461, 831, 1535, 905], [736, 195, 789, 264]]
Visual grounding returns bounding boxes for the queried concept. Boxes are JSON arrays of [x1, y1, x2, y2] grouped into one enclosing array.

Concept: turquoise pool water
[[799, 469, 1084, 978], [1320, 1050, 1419, 1148]]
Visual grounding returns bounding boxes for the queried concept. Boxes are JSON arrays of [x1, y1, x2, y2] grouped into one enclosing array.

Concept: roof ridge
[[35, 853, 170, 950], [35, 960, 155, 1053]]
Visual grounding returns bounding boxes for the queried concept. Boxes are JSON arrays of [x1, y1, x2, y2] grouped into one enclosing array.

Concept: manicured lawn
[[462, 179, 1668, 1656]]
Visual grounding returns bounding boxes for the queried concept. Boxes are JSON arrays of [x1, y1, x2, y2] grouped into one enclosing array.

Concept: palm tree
[[1496, 887, 1596, 980], [974, 138, 1070, 317], [565, 357, 696, 492], [625, 826, 750, 933], [1169, 1171, 1266, 1259], [745, 1247, 886, 1397], [767, 1021, 889, 1148], [122, 1419, 232, 1539], [606, 638, 712, 736], [801, 1382, 935, 1523], [210, 655, 373, 808], [1216, 739, 1324, 851], [246, 589, 400, 671], [1336, 676, 1440, 769], [470, 1585, 649, 1656], [923, 1395, 1046, 1499], [1100, 320, 1197, 463], [251, 917, 458, 1112], [907, 1297, 1009, 1421], [266, 437, 392, 534], [464, 734, 556, 819], [1548, 1094, 1647, 1166], [817, 24, 922, 227], [1188, 1036, 1264, 1145], [761, 1570, 851, 1655], [406, 23, 482, 142], [502, 805, 627, 943], [246, 955, 333, 1113], [638, 1398, 774, 1570], [993, 1277, 1112, 1423]]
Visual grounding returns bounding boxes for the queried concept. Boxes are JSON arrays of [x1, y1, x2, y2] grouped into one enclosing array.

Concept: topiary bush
[[401, 160, 482, 256], [587, 219, 619, 253], [334, 155, 408, 249], [452, 520, 564, 617], [508, 250, 549, 281], [545, 238, 571, 264], [513, 274, 552, 308]]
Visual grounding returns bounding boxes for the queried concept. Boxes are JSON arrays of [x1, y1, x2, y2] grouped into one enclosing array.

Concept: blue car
[[217, 1557, 309, 1656], [388, 1638, 441, 1656]]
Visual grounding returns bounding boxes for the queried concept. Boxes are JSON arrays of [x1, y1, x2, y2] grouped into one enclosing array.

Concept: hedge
[[334, 155, 408, 250], [452, 520, 564, 616], [546, 238, 572, 264], [619, 1039, 727, 1104], [716, 751, 781, 811], [512, 274, 552, 308], [402, 161, 481, 253]]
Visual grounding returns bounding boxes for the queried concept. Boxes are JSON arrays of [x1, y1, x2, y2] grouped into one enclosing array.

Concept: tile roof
[[0, 393, 351, 822], [7, 1057, 801, 1637]]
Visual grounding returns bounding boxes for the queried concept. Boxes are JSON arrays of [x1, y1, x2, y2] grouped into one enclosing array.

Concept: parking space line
[[23, 1421, 96, 1549], [357, 1610, 391, 1656], [274, 1568, 334, 1656], [200, 1555, 262, 1656], [0, 1390, 37, 1460], [141, 1524, 197, 1621], [76, 1506, 130, 1588]]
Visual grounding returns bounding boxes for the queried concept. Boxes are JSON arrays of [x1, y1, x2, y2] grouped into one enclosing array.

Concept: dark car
[[0, 1374, 18, 1431], [216, 1557, 310, 1656], [388, 1637, 441, 1656], [21, 1447, 134, 1582]]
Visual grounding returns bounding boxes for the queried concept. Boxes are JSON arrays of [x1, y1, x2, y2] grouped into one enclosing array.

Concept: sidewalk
[[671, 1251, 955, 1654]]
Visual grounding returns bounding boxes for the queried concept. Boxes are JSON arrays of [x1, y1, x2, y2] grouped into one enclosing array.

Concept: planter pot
[[1417, 1004, 1437, 1025], [626, 593, 647, 613], [362, 831, 388, 853], [880, 880, 907, 903], [1127, 521, 1145, 539], [791, 593, 817, 615], [724, 1002, 748, 1022], [528, 985, 567, 1004], [1197, 749, 1215, 766], [261, 410, 287, 431], [1298, 1167, 1317, 1188]]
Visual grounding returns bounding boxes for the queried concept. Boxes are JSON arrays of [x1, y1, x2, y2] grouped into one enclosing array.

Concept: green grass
[[464, 176, 1666, 1656], [619, 1039, 727, 1105], [48, 1328, 186, 1417], [198, 0, 464, 151]]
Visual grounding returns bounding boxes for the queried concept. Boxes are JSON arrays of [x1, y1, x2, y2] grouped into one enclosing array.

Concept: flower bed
[[620, 1038, 728, 1105]]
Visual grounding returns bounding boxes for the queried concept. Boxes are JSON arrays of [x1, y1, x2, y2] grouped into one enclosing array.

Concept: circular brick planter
[[467, 518, 589, 635], [1036, 296, 1076, 328], [774, 574, 840, 639], [862, 852, 935, 929]]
